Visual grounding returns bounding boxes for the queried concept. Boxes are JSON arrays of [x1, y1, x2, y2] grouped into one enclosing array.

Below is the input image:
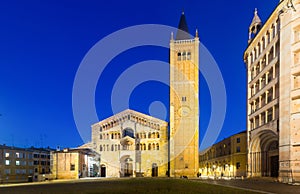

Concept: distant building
[[199, 131, 247, 178], [31, 147, 53, 181], [51, 148, 99, 179], [0, 145, 52, 183], [91, 109, 168, 178], [244, 1, 300, 183]]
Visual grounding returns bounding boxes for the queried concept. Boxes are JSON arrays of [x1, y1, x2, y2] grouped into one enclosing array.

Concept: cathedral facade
[[244, 0, 300, 183], [91, 109, 168, 177], [89, 13, 200, 178]]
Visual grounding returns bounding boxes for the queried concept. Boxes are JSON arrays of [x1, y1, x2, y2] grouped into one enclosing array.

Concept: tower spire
[[251, 8, 262, 25], [248, 8, 262, 42], [176, 12, 191, 40]]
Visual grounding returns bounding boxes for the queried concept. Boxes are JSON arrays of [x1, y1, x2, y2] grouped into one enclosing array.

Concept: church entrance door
[[100, 165, 106, 177]]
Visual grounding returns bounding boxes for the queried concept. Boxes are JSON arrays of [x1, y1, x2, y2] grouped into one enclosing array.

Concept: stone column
[[259, 78, 263, 90], [259, 114, 262, 126], [259, 96, 262, 108]]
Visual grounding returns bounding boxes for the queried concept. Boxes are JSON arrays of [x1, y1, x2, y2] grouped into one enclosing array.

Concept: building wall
[[244, 0, 300, 183], [51, 149, 97, 180], [32, 149, 51, 181], [199, 132, 247, 178], [0, 145, 51, 183], [91, 109, 168, 178], [279, 0, 300, 182]]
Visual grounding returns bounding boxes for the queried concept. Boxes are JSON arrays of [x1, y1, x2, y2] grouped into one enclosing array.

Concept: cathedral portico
[[249, 129, 279, 177]]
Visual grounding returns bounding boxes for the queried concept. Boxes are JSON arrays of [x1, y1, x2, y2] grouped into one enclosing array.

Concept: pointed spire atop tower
[[251, 8, 262, 26], [176, 11, 191, 40], [248, 8, 262, 43]]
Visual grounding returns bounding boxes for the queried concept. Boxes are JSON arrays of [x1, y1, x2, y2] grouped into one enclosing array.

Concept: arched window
[[111, 145, 114, 151], [123, 128, 134, 138], [103, 145, 106, 151], [100, 145, 103, 152], [115, 145, 118, 151], [148, 144, 152, 150], [152, 132, 155, 138], [262, 37, 266, 49], [156, 143, 159, 150], [267, 31, 270, 44], [177, 52, 181, 61], [148, 132, 151, 138], [182, 52, 186, 60], [100, 134, 102, 140], [156, 132, 160, 138], [118, 145, 120, 151], [107, 145, 109, 151], [143, 144, 146, 150], [187, 52, 191, 60], [111, 134, 114, 139], [152, 143, 155, 150]]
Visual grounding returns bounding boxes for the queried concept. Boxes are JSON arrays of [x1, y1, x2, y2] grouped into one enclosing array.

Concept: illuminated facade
[[244, 0, 300, 183], [199, 131, 247, 178], [51, 148, 99, 179], [91, 109, 168, 177], [169, 12, 199, 178]]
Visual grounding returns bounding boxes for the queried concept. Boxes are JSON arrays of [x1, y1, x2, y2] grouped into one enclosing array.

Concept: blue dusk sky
[[0, 1, 278, 150]]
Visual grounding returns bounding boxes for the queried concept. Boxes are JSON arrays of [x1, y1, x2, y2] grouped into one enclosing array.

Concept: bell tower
[[169, 12, 199, 177]]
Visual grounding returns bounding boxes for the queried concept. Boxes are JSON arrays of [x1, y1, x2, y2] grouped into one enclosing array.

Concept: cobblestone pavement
[[193, 178, 300, 194]]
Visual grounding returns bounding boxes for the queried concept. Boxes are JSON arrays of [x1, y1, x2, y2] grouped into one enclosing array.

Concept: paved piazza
[[0, 178, 299, 194]]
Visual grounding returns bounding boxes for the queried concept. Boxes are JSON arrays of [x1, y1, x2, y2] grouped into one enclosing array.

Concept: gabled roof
[[176, 11, 191, 40], [92, 109, 168, 128]]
